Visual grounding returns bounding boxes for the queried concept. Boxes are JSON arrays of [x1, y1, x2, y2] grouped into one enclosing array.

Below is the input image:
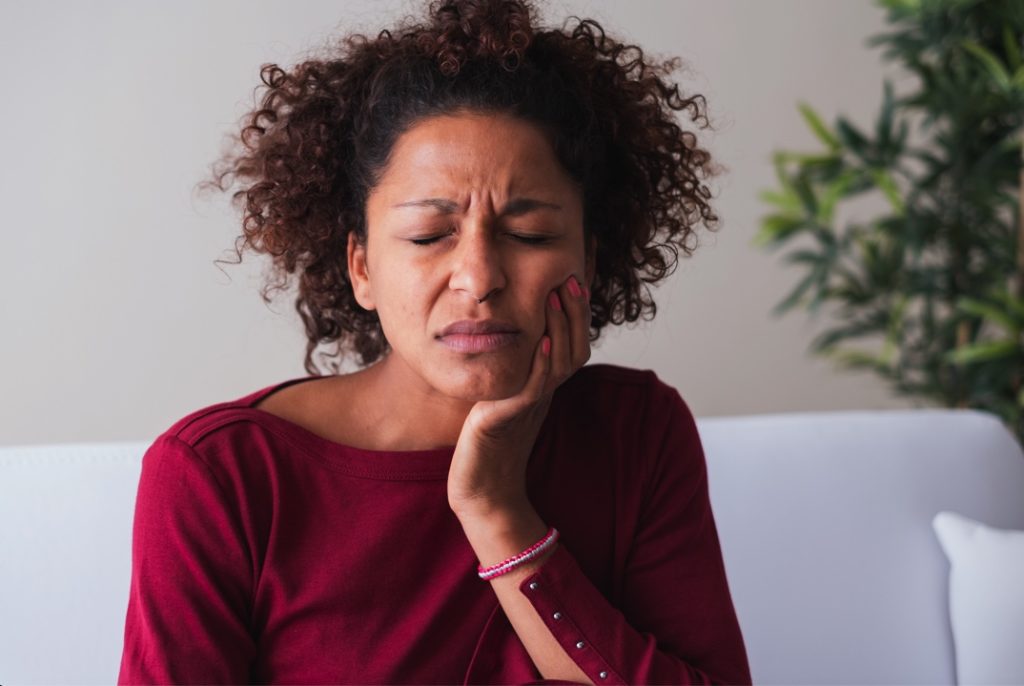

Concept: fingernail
[[567, 275, 582, 298], [542, 336, 551, 355], [548, 291, 562, 311]]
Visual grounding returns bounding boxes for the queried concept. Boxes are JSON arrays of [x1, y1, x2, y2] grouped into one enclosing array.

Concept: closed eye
[[509, 233, 552, 245], [408, 233, 553, 246], [409, 235, 446, 246], [407, 235, 552, 248]]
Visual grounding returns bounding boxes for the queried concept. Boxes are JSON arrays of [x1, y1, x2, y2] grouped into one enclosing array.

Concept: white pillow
[[932, 511, 1024, 685]]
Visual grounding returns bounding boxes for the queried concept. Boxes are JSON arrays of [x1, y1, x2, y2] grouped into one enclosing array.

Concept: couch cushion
[[0, 441, 148, 685], [933, 510, 1024, 685], [699, 408, 1024, 685]]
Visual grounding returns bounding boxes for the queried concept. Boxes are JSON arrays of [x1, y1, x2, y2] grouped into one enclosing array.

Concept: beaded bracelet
[[477, 526, 559, 580]]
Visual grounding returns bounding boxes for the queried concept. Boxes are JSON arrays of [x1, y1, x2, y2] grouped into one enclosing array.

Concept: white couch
[[2, 407, 1023, 685]]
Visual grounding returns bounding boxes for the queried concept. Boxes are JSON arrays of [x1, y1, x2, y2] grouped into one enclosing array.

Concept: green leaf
[[1004, 24, 1022, 71], [753, 214, 807, 248], [783, 249, 824, 266], [873, 0, 919, 21], [773, 151, 805, 164], [894, 119, 910, 149], [758, 189, 801, 212], [962, 40, 1012, 92], [882, 295, 909, 361], [908, 148, 945, 170], [772, 152, 795, 191], [831, 265, 873, 305], [772, 270, 819, 316], [810, 318, 885, 353], [981, 288, 1024, 324], [945, 339, 1020, 365], [868, 168, 905, 214], [791, 152, 843, 166], [825, 347, 893, 374], [817, 169, 859, 223], [798, 102, 841, 150], [836, 117, 872, 162], [954, 297, 1020, 334], [793, 174, 818, 216], [1002, 291, 1024, 322], [876, 80, 895, 150]]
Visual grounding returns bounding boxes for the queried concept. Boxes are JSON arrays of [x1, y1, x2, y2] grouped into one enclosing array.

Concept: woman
[[117, 1, 752, 684]]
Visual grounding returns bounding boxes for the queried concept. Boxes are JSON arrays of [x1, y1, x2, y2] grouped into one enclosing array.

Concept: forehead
[[376, 112, 569, 191]]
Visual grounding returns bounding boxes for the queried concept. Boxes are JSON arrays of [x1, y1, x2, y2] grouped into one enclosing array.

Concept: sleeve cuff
[[518, 543, 623, 684]]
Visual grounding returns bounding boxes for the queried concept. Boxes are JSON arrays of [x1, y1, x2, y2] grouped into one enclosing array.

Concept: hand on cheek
[[446, 274, 592, 518], [541, 274, 592, 396]]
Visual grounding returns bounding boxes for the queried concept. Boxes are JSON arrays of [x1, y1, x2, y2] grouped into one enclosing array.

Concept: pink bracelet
[[477, 527, 559, 580]]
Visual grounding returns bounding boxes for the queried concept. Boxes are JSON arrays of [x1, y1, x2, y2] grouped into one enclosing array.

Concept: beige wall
[[1, 0, 919, 446]]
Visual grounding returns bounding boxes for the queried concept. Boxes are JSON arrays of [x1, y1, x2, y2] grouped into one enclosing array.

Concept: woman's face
[[349, 110, 594, 403]]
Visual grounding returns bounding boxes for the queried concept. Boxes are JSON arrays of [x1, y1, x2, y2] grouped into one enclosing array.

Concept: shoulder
[[143, 379, 303, 472], [559, 363, 686, 411], [566, 362, 658, 387], [131, 380, 311, 509], [554, 363, 694, 438], [560, 364, 706, 492]]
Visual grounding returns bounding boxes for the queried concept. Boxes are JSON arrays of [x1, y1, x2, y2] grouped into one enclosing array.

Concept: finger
[[546, 288, 572, 389], [563, 274, 592, 371], [519, 332, 552, 404]]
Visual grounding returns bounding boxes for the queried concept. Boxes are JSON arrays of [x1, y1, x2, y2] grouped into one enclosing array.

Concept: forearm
[[457, 506, 595, 686]]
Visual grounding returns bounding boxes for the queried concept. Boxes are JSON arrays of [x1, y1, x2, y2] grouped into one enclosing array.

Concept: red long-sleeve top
[[117, 363, 752, 685]]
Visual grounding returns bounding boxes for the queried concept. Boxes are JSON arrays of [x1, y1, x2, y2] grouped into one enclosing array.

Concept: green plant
[[755, 0, 1024, 441]]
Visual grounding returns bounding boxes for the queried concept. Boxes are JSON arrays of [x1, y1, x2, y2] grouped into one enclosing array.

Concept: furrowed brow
[[392, 197, 562, 216]]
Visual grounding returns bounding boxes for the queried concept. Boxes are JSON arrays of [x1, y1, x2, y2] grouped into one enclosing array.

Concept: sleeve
[[118, 434, 257, 685], [518, 387, 752, 685]]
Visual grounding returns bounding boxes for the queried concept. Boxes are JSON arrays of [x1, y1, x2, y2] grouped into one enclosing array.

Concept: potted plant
[[755, 0, 1024, 442]]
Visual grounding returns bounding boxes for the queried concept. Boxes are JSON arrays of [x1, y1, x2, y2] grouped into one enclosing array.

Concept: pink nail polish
[[548, 292, 562, 311], [567, 276, 582, 298]]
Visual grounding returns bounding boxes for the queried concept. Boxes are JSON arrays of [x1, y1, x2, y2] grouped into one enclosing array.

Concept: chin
[[439, 364, 527, 401]]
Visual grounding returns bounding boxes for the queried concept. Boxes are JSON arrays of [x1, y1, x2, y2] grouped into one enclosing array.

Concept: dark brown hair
[[199, 0, 723, 375]]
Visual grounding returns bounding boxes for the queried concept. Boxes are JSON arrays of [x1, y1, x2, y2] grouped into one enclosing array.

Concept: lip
[[438, 319, 520, 336], [438, 332, 519, 353], [436, 319, 521, 354]]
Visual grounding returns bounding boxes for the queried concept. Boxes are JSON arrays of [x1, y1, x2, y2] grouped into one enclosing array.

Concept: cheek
[[372, 273, 424, 328], [391, 289, 427, 326], [529, 256, 577, 297], [520, 262, 573, 326]]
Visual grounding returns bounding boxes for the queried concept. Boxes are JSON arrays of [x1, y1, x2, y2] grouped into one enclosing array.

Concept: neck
[[360, 352, 475, 450]]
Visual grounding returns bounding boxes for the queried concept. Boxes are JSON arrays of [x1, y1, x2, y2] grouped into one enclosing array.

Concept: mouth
[[438, 319, 520, 336], [436, 332, 520, 353]]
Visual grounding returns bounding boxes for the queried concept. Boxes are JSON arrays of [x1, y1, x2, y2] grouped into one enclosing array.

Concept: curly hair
[[198, 0, 723, 376]]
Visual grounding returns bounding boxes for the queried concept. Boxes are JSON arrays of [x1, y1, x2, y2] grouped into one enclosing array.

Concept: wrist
[[450, 494, 531, 523], [457, 504, 552, 574]]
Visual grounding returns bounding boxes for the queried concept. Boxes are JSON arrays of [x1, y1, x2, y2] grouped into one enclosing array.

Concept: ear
[[347, 231, 376, 311]]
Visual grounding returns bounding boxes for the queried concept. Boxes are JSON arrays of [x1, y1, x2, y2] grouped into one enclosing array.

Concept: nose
[[448, 224, 507, 303]]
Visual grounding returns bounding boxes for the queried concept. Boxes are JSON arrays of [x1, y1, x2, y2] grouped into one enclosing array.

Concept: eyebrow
[[391, 197, 562, 216]]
